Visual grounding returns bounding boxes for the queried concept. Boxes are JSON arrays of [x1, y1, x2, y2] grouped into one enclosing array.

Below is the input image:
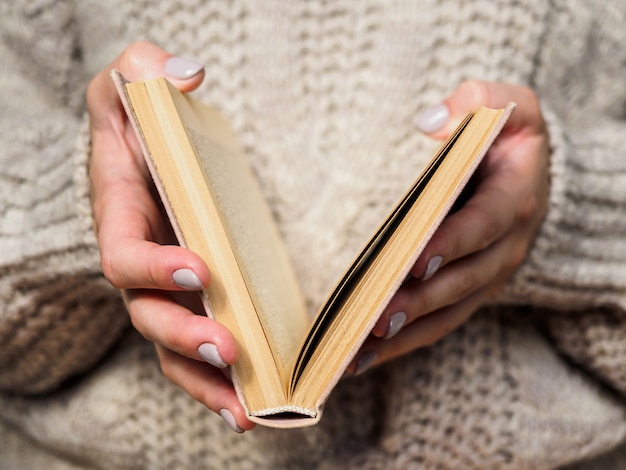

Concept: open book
[[112, 70, 515, 428]]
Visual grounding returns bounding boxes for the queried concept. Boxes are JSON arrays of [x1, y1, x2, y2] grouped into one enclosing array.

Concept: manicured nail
[[220, 409, 244, 433], [416, 104, 449, 133], [198, 343, 228, 368], [422, 255, 443, 281], [354, 350, 378, 375], [164, 56, 204, 79], [172, 268, 203, 290], [385, 311, 407, 339]]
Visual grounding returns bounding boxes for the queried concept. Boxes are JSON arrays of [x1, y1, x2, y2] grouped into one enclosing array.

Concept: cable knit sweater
[[2, 1, 626, 468]]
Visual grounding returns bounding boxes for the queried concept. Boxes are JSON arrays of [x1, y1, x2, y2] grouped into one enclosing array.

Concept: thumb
[[416, 80, 544, 140], [87, 41, 205, 129], [114, 41, 205, 90]]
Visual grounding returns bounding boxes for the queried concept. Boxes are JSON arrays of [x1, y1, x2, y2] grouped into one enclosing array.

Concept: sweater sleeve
[[500, 107, 626, 311], [498, 1, 626, 312], [496, 1, 626, 394], [0, 2, 129, 394]]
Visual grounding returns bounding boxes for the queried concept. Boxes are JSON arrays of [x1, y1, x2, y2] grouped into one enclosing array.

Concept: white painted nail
[[416, 104, 449, 133], [198, 343, 227, 368], [220, 409, 244, 433], [164, 56, 204, 79], [422, 256, 443, 281], [172, 268, 203, 290], [385, 311, 407, 339]]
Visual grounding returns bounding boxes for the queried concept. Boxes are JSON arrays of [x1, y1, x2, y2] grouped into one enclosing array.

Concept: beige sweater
[[2, 1, 626, 468]]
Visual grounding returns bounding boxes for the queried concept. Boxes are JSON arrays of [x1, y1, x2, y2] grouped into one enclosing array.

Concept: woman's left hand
[[349, 80, 550, 374]]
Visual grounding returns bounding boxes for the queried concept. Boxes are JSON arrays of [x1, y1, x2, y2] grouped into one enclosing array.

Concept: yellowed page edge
[[294, 104, 515, 412], [115, 72, 287, 414]]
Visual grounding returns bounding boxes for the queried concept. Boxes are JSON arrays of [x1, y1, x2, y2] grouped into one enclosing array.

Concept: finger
[[92, 132, 212, 291], [155, 345, 255, 433], [89, 41, 205, 200], [408, 178, 518, 282], [99, 232, 211, 290], [124, 290, 237, 365], [92, 141, 210, 292], [93, 168, 212, 291], [421, 80, 546, 140], [89, 41, 205, 214], [408, 81, 547, 283], [87, 42, 210, 291], [87, 41, 205, 131], [352, 284, 490, 375], [373, 231, 516, 338]]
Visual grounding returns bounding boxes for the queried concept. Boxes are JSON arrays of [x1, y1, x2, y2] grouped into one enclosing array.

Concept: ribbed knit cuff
[[0, 114, 129, 394], [495, 103, 626, 311]]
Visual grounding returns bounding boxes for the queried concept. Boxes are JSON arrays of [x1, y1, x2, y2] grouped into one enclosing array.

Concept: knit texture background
[[1, 1, 626, 468]]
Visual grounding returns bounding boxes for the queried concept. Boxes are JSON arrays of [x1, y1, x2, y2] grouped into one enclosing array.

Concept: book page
[[288, 114, 470, 391], [120, 69, 514, 423], [290, 106, 513, 406], [167, 89, 310, 376]]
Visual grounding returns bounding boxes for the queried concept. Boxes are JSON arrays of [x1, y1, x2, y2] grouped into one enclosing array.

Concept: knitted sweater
[[1, 1, 626, 468]]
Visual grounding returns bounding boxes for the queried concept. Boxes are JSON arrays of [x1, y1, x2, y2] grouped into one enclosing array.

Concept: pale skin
[[87, 42, 549, 432]]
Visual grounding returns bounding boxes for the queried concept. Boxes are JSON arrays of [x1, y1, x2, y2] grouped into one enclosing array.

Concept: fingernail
[[173, 268, 203, 290], [164, 56, 204, 79], [384, 311, 407, 339], [354, 350, 378, 375], [220, 409, 244, 433], [416, 104, 449, 133], [422, 255, 443, 281], [198, 343, 227, 368]]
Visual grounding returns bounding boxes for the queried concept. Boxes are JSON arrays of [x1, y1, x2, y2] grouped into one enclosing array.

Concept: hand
[[87, 41, 254, 432], [349, 80, 550, 374]]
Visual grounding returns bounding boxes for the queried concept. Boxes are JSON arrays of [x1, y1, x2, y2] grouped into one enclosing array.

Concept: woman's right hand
[[87, 41, 254, 433]]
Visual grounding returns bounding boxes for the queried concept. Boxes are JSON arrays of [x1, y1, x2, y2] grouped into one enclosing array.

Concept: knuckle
[[409, 290, 430, 318], [167, 336, 185, 357], [158, 355, 175, 379], [437, 319, 456, 339], [146, 262, 163, 289], [453, 269, 477, 300], [421, 335, 439, 348], [422, 324, 451, 348], [127, 303, 155, 343], [517, 85, 546, 128], [144, 245, 168, 288], [121, 41, 160, 74], [441, 221, 464, 261], [163, 323, 186, 356], [100, 251, 123, 288], [458, 80, 490, 108], [465, 203, 500, 251], [476, 212, 500, 250], [123, 47, 144, 72], [520, 85, 540, 109], [506, 243, 529, 273], [192, 384, 214, 409], [517, 194, 539, 224]]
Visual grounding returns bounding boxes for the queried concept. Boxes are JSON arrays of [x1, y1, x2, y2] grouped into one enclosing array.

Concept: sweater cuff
[[0, 114, 129, 394], [496, 103, 626, 311]]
